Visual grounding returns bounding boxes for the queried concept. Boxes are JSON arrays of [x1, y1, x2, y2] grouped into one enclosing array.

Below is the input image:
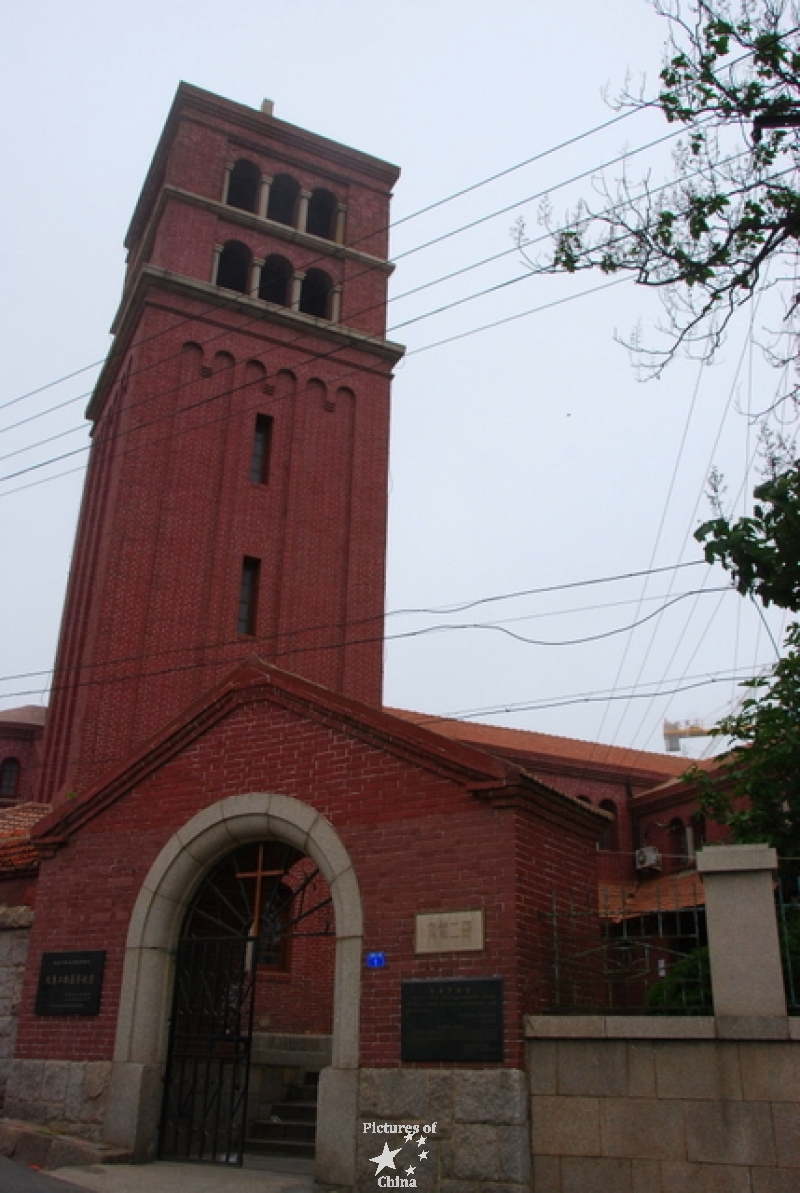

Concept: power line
[[0, 273, 632, 490], [0, 109, 647, 419], [0, 559, 709, 690], [4, 130, 764, 490]]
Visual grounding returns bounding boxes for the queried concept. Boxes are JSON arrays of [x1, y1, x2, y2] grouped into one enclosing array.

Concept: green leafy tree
[[527, 0, 800, 379], [528, 1, 800, 852], [689, 623, 800, 852], [691, 462, 800, 854], [695, 461, 800, 608]]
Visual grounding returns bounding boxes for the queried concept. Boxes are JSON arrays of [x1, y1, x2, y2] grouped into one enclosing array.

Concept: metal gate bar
[[159, 936, 257, 1164]]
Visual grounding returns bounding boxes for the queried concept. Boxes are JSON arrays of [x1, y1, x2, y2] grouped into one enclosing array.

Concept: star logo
[[406, 1165, 416, 1176], [370, 1142, 402, 1175]]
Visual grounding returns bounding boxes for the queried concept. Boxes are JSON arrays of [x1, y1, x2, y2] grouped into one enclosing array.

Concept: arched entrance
[[103, 794, 363, 1186], [158, 840, 335, 1164]]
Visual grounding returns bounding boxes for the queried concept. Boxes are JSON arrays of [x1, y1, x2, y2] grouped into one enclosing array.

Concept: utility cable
[[0, 559, 707, 688], [0, 108, 648, 418]]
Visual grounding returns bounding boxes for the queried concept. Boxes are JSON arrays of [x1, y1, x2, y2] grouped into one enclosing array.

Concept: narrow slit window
[[238, 556, 261, 635], [250, 414, 274, 484]]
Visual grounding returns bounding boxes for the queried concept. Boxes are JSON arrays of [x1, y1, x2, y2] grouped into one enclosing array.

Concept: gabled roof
[[32, 659, 606, 848], [0, 705, 47, 728], [389, 709, 689, 783]]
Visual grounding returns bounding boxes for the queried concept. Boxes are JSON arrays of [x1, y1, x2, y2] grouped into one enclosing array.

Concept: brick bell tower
[[38, 84, 403, 803]]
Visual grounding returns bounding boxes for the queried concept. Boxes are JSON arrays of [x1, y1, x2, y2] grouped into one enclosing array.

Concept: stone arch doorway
[[159, 839, 335, 1164], [103, 794, 362, 1184]]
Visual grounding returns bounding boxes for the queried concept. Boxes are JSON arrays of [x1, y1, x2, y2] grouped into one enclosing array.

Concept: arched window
[[216, 241, 252, 294], [226, 159, 260, 213], [669, 818, 689, 866], [0, 758, 20, 799], [306, 188, 337, 239], [267, 174, 300, 226], [258, 255, 293, 306], [598, 799, 618, 851], [299, 268, 333, 319]]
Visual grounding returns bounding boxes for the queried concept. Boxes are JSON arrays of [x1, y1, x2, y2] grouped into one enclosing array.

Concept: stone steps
[[246, 1077, 318, 1159]]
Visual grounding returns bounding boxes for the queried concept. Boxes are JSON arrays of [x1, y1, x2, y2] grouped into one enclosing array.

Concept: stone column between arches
[[103, 792, 363, 1184]]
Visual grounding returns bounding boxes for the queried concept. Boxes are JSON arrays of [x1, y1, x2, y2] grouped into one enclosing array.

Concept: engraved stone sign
[[35, 951, 106, 1016], [401, 977, 504, 1062], [414, 908, 484, 954]]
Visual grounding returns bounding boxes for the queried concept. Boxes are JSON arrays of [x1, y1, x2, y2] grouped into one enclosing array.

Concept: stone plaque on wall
[[414, 908, 484, 954], [35, 951, 106, 1016], [401, 977, 504, 1062]]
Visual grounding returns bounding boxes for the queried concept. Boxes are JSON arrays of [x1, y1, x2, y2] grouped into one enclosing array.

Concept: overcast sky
[[0, 1, 789, 761]]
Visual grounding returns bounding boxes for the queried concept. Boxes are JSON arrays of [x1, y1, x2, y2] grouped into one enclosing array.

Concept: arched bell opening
[[158, 839, 335, 1166]]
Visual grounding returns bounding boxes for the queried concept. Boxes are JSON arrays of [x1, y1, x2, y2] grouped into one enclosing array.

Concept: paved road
[[0, 1157, 317, 1193], [1, 1156, 79, 1193]]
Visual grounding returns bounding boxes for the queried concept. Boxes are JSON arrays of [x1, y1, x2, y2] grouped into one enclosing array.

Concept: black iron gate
[[158, 840, 334, 1165], [159, 935, 257, 1163]]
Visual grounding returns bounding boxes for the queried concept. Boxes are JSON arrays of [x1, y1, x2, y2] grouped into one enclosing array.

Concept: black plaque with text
[[401, 977, 504, 1062], [35, 951, 106, 1016]]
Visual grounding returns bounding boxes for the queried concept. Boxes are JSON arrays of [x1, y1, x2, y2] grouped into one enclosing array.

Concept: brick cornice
[[87, 266, 405, 420], [126, 82, 400, 250], [126, 186, 395, 289]]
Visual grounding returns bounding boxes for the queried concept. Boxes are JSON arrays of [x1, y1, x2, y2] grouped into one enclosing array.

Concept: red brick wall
[[38, 89, 398, 805], [18, 697, 600, 1071]]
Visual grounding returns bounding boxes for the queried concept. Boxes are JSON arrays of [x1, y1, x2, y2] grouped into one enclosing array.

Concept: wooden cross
[[236, 844, 286, 941]]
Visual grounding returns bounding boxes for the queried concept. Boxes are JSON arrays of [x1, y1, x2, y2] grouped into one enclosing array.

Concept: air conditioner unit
[[635, 846, 662, 871]]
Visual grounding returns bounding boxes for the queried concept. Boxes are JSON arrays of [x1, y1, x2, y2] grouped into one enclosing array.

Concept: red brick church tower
[[38, 84, 403, 804]]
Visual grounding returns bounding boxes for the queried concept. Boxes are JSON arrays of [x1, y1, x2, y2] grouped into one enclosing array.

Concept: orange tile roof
[[0, 803, 51, 876], [599, 871, 705, 919], [0, 839, 39, 875], [0, 803, 52, 837], [388, 709, 688, 777]]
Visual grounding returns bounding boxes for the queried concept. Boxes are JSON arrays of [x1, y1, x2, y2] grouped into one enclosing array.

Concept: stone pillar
[[697, 844, 786, 1018], [211, 243, 223, 286], [334, 204, 347, 245], [250, 257, 264, 299], [297, 189, 312, 234], [331, 285, 342, 324], [222, 161, 233, 204], [291, 271, 305, 312], [258, 175, 273, 220]]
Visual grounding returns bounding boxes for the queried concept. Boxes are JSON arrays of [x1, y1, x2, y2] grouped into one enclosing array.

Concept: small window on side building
[[0, 758, 20, 799], [238, 557, 261, 635], [251, 415, 274, 484]]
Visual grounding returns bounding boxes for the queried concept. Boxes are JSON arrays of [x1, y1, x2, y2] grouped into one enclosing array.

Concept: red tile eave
[[389, 709, 687, 786], [599, 870, 706, 919], [633, 757, 728, 811], [0, 841, 40, 876], [0, 802, 52, 836]]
